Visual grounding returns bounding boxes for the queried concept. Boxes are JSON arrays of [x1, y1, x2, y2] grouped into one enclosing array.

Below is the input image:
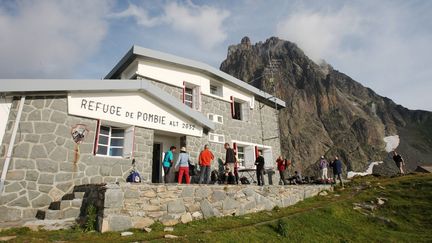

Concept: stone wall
[[0, 95, 153, 222], [145, 77, 281, 172], [101, 183, 331, 232]]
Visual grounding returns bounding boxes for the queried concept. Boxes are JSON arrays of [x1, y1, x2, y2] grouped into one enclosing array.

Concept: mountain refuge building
[[0, 46, 285, 221]]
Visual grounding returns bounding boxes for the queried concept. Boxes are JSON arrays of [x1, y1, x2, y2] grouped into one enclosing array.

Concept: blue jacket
[[331, 160, 343, 174]]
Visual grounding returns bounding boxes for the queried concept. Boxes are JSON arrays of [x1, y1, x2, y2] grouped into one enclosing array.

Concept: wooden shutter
[[241, 102, 249, 121], [123, 126, 135, 158], [230, 96, 234, 118], [93, 120, 101, 155], [263, 149, 272, 167], [193, 86, 201, 111], [244, 146, 255, 168]]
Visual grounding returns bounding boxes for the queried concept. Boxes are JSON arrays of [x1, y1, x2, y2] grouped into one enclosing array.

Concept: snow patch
[[383, 135, 400, 152], [347, 161, 383, 179]]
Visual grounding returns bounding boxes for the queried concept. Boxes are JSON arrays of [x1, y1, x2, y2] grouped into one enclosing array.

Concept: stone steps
[[36, 191, 85, 221]]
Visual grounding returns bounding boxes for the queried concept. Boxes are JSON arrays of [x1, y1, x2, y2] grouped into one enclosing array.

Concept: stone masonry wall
[[101, 183, 331, 232], [0, 95, 153, 222], [144, 77, 282, 172]]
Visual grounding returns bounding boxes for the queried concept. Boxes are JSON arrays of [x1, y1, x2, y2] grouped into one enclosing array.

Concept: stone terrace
[[101, 183, 331, 232]]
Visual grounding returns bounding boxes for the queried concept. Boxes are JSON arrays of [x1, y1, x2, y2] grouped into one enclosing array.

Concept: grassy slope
[[1, 174, 431, 243]]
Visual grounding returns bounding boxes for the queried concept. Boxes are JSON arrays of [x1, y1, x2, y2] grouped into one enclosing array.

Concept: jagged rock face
[[220, 37, 432, 176]]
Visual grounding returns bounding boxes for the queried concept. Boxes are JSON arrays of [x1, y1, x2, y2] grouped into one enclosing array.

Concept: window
[[96, 126, 124, 156], [207, 113, 223, 124], [210, 81, 223, 97], [217, 115, 223, 123], [237, 146, 245, 167], [183, 82, 201, 111], [233, 101, 242, 120], [95, 124, 134, 158], [209, 133, 225, 144], [184, 87, 193, 108], [231, 96, 250, 121]]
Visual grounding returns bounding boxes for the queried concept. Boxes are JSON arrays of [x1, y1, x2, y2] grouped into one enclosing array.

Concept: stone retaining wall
[[101, 183, 332, 232]]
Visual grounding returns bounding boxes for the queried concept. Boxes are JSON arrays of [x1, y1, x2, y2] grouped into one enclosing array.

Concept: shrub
[[276, 219, 289, 237], [84, 204, 97, 232]]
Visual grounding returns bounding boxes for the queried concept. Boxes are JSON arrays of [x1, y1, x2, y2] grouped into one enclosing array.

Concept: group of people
[[161, 141, 408, 186], [161, 143, 269, 185], [318, 156, 344, 187], [162, 144, 215, 185]]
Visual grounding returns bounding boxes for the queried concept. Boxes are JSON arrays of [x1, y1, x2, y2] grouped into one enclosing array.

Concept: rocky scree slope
[[220, 37, 432, 176]]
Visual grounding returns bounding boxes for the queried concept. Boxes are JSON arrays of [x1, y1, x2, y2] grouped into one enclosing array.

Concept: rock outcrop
[[220, 37, 432, 176]]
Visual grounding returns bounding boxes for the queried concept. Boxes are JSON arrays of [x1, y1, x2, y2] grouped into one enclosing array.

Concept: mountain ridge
[[220, 36, 432, 175]]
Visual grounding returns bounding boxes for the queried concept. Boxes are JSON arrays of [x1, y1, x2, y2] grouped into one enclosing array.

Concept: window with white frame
[[210, 81, 223, 97], [209, 133, 225, 143], [183, 82, 201, 111], [237, 146, 245, 167], [184, 87, 194, 108], [207, 113, 223, 124], [231, 97, 250, 121], [95, 124, 134, 158]]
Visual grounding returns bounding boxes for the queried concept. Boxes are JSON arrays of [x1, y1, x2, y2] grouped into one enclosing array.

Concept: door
[[152, 143, 162, 183]]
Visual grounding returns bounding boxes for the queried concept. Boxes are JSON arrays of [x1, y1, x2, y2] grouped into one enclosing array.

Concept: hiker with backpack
[[175, 147, 192, 184], [162, 146, 176, 183], [392, 151, 405, 175], [276, 156, 288, 185], [198, 144, 214, 184], [319, 156, 329, 184]]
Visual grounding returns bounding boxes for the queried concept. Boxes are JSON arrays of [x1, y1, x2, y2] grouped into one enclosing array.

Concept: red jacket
[[199, 149, 214, 166], [277, 159, 285, 171]]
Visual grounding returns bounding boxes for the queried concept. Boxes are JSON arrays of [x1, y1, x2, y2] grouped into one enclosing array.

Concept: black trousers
[[163, 166, 171, 183], [279, 170, 288, 185], [256, 168, 264, 186]]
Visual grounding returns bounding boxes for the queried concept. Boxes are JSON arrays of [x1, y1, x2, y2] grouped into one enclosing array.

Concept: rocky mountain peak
[[220, 37, 432, 176]]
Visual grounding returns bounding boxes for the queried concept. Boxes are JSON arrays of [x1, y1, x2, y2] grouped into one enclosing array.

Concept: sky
[[0, 0, 431, 111]]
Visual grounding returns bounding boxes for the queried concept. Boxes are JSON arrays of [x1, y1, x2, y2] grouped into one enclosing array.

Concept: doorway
[[152, 143, 162, 183]]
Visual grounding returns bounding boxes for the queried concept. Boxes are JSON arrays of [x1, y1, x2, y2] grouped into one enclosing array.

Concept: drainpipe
[[0, 96, 25, 193]]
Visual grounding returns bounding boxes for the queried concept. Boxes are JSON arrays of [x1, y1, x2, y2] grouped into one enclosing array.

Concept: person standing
[[392, 151, 405, 175], [255, 151, 265, 186], [331, 156, 344, 187], [276, 156, 287, 185], [223, 143, 236, 184], [162, 146, 176, 183], [198, 145, 214, 184], [175, 147, 191, 184], [319, 156, 329, 183]]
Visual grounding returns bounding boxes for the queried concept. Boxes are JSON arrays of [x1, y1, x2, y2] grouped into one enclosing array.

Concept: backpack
[[240, 176, 250, 184], [189, 162, 197, 176], [127, 170, 141, 183]]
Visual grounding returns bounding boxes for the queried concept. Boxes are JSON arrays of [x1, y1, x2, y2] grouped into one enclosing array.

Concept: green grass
[[1, 174, 432, 242]]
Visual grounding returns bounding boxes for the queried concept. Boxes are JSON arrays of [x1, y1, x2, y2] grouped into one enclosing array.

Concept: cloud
[[111, 1, 230, 50], [274, 2, 432, 111], [109, 3, 161, 27], [0, 0, 112, 78], [276, 6, 363, 63]]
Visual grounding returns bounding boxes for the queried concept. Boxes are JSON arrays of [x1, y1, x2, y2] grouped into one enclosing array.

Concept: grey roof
[[105, 45, 286, 108], [0, 78, 215, 130]]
